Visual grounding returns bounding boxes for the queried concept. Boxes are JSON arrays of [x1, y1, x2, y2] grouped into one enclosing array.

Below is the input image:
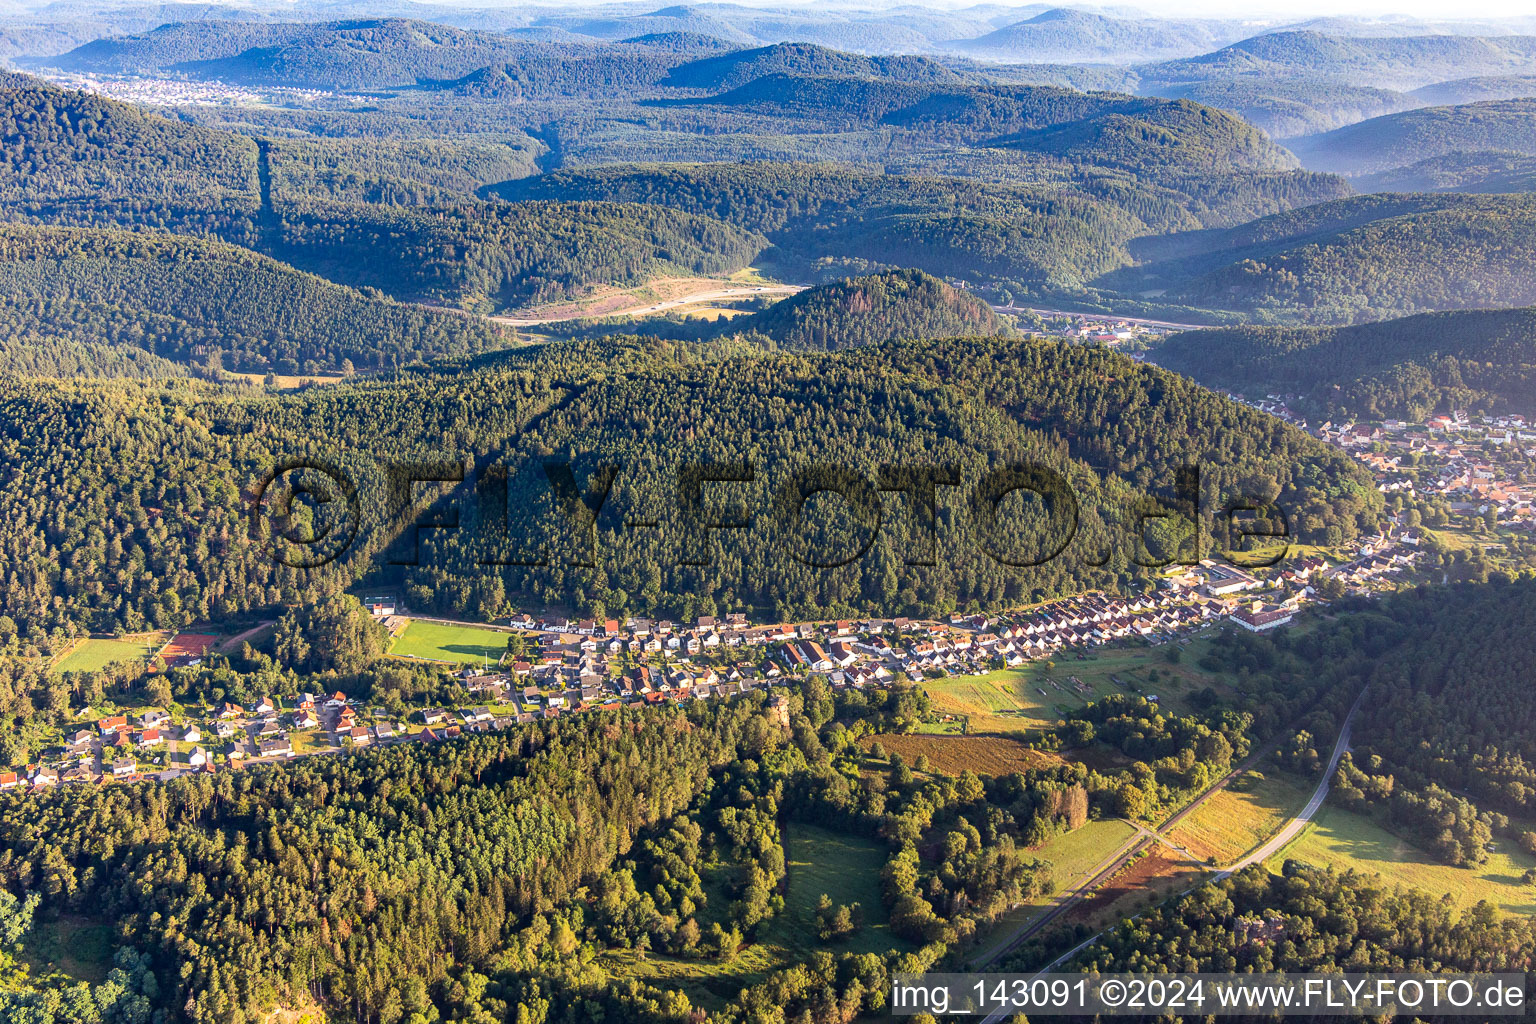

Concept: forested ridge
[[0, 334, 1379, 646], [1069, 864, 1536, 981], [492, 160, 1324, 292], [0, 223, 514, 374], [1155, 306, 1536, 419], [1290, 97, 1536, 176], [1338, 581, 1536, 862], [0, 76, 766, 312], [1118, 192, 1536, 322]]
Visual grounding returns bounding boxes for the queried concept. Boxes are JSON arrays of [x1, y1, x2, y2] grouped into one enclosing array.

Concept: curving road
[[974, 689, 1366, 1020], [1216, 689, 1364, 878], [1005, 691, 1367, 1003]]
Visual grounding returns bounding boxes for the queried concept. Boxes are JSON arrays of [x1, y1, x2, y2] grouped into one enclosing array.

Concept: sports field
[[389, 619, 508, 666], [52, 636, 159, 675]]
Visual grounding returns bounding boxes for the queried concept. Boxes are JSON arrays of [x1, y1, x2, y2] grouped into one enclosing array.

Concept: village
[[1238, 395, 1536, 531], [1, 528, 1424, 797]]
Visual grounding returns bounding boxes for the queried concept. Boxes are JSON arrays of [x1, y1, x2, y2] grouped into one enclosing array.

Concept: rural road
[[971, 725, 1297, 972], [972, 690, 1366, 1000], [977, 691, 1368, 1018], [1216, 689, 1364, 878], [492, 284, 804, 326]]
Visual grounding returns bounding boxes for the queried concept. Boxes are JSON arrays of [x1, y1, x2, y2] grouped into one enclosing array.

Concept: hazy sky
[[1137, 0, 1534, 16]]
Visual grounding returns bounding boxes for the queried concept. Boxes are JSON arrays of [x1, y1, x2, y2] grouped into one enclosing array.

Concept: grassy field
[[921, 671, 1047, 733], [52, 635, 160, 675], [1265, 804, 1536, 916], [232, 372, 345, 389], [1167, 769, 1314, 865], [388, 620, 508, 666], [769, 825, 901, 954], [921, 637, 1231, 735], [860, 732, 1061, 776], [967, 818, 1138, 965], [602, 823, 904, 1004]]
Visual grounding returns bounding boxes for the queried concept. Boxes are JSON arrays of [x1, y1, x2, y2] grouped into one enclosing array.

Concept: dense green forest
[[0, 333, 1378, 644], [1148, 76, 1412, 139], [1338, 580, 1536, 859], [662, 42, 964, 91], [1066, 863, 1536, 977], [0, 75, 770, 311], [1154, 306, 1536, 418], [732, 270, 1009, 351], [0, 73, 257, 205], [1356, 150, 1536, 194], [0, 224, 514, 374], [496, 160, 1348, 295], [268, 197, 764, 311], [1118, 192, 1536, 322]]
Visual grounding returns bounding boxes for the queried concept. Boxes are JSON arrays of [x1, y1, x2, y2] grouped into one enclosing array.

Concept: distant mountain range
[[20, 11, 1536, 149], [952, 8, 1245, 64]]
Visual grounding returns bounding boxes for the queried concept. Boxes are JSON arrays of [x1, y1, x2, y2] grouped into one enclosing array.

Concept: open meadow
[[920, 633, 1233, 736], [601, 824, 905, 1006], [1266, 804, 1536, 916], [1167, 769, 1315, 865]]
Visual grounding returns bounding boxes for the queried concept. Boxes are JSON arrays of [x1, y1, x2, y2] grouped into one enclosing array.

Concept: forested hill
[[1114, 192, 1536, 323], [40, 18, 547, 90], [1067, 863, 1536, 976], [0, 75, 765, 311], [693, 76, 1299, 175], [497, 161, 1157, 289], [0, 334, 1379, 636], [1155, 306, 1536, 419], [0, 224, 513, 376], [958, 7, 1236, 63], [1130, 32, 1536, 142], [0, 72, 257, 204], [1356, 151, 1536, 194], [733, 269, 1011, 350], [662, 42, 963, 91], [492, 161, 1346, 294], [989, 97, 1293, 175], [1138, 31, 1536, 92], [1289, 98, 1536, 176]]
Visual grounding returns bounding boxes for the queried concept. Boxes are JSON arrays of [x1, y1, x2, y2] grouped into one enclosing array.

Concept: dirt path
[[217, 621, 276, 654]]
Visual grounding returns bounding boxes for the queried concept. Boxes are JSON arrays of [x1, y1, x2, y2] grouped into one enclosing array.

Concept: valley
[[0, 4, 1533, 1022]]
